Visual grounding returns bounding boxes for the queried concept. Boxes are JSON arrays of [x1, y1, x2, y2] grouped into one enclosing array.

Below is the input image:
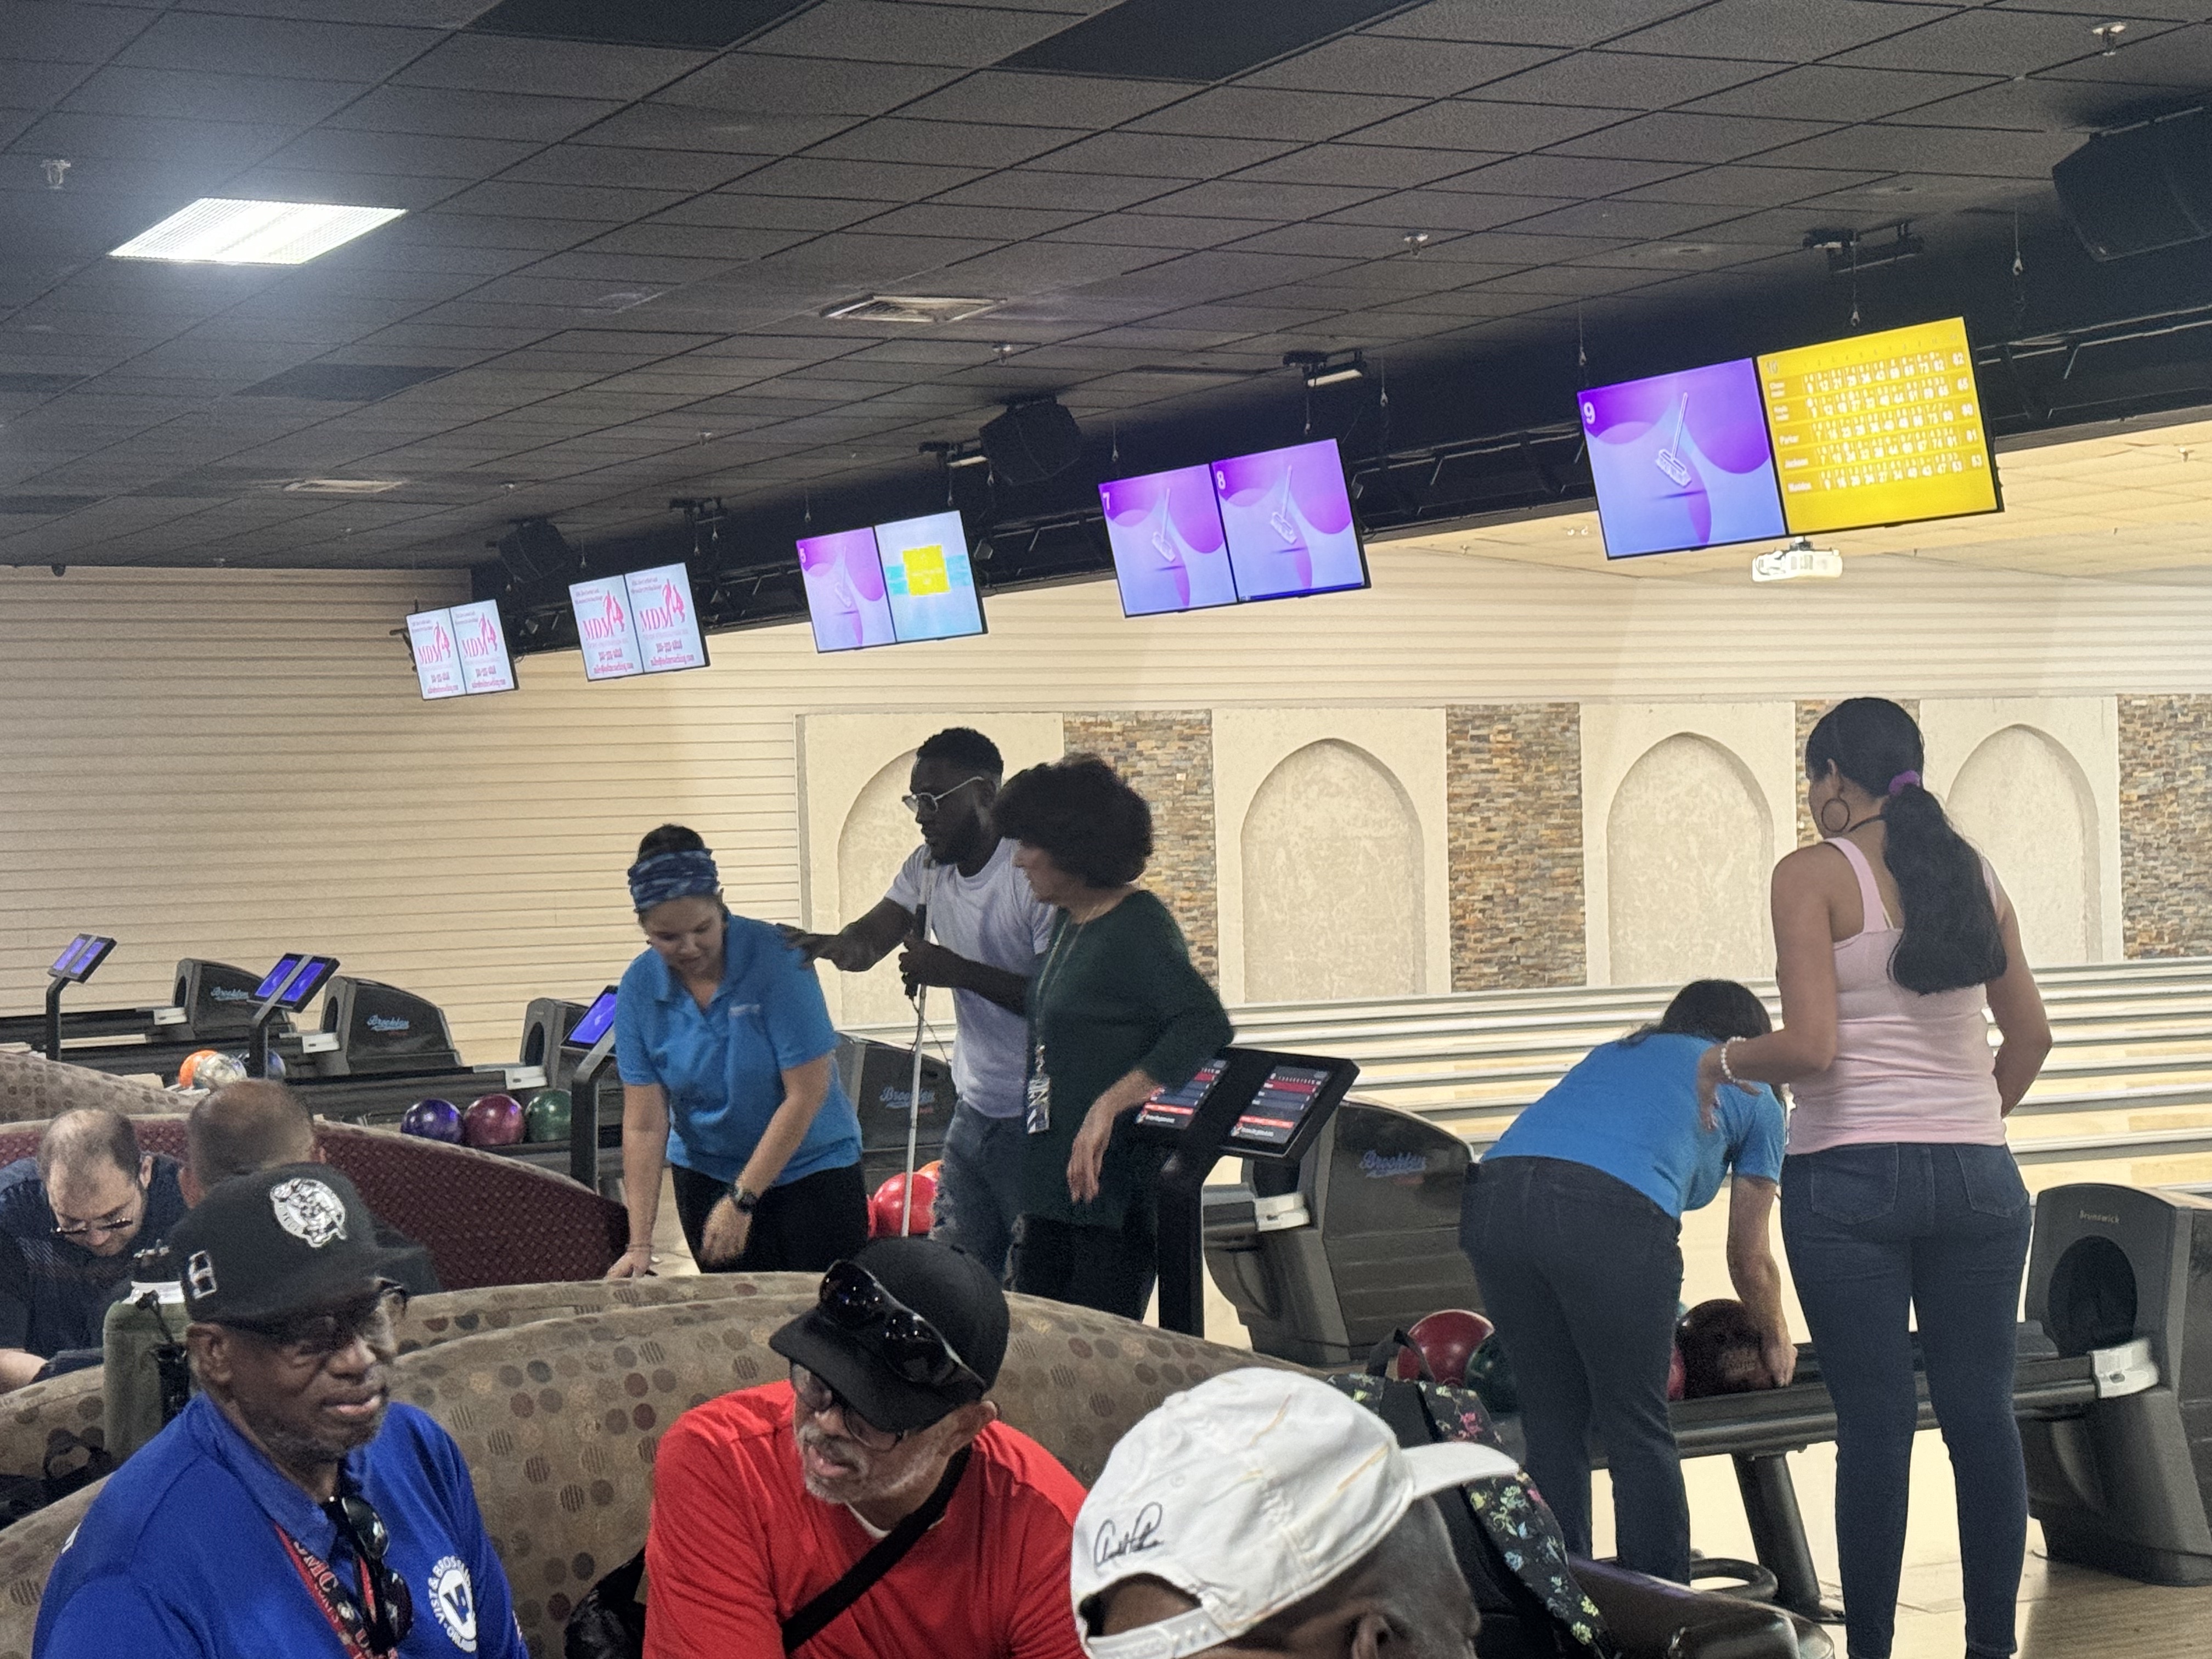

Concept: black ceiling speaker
[[496, 518, 575, 583], [979, 398, 1083, 487], [2053, 106, 2212, 261]]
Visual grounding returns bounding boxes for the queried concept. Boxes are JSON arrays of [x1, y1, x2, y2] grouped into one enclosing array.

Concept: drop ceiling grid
[[0, 0, 2205, 567]]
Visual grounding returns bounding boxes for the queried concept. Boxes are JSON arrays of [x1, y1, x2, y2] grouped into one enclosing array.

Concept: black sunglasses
[[817, 1260, 984, 1392], [323, 1489, 415, 1657], [224, 1283, 409, 1362]]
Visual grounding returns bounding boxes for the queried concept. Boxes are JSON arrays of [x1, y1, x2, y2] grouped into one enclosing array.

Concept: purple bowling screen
[[797, 527, 894, 652], [1101, 464, 1236, 616], [1581, 358, 1786, 558], [1213, 439, 1367, 601]]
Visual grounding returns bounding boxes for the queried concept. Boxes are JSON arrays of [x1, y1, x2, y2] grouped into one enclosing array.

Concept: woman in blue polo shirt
[[1459, 979, 1793, 1585], [606, 825, 867, 1278]]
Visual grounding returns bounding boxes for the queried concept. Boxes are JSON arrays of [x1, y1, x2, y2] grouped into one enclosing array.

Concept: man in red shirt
[[645, 1237, 1086, 1658]]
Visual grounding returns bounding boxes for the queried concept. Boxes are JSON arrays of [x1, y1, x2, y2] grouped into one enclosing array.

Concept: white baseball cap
[[1070, 1368, 1517, 1659]]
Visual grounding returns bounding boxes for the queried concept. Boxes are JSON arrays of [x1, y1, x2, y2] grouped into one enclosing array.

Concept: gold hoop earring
[[1819, 796, 1850, 835]]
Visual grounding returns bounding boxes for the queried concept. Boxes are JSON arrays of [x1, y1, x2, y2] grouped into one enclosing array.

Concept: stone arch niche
[[1240, 740, 1423, 1003], [1947, 725, 2098, 965], [1606, 734, 1773, 986], [835, 751, 920, 1028]]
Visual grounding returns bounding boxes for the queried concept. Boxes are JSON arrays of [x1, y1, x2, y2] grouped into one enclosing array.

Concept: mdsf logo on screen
[[637, 579, 685, 632], [582, 589, 627, 642]]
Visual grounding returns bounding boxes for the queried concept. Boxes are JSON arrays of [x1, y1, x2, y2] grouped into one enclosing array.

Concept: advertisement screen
[[1582, 358, 1787, 558], [449, 600, 517, 695], [569, 575, 645, 681], [798, 527, 896, 652], [1758, 317, 1998, 535], [406, 608, 465, 700], [1215, 439, 1368, 602], [1102, 464, 1237, 617], [877, 510, 985, 642], [624, 563, 710, 674]]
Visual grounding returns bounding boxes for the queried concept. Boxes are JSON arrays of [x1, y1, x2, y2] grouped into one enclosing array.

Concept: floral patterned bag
[[1333, 1335, 1617, 1659]]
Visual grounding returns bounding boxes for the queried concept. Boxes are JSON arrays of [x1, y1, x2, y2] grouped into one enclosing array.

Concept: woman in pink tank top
[[1694, 699, 2051, 1659]]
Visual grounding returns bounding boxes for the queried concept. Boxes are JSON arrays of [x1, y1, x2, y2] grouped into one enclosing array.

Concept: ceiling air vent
[[822, 295, 1002, 325]]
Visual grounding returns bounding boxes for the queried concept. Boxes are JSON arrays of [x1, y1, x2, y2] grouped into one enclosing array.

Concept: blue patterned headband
[[628, 849, 720, 913]]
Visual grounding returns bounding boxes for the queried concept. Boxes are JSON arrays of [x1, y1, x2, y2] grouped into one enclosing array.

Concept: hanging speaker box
[[2053, 106, 2212, 261], [979, 399, 1083, 486]]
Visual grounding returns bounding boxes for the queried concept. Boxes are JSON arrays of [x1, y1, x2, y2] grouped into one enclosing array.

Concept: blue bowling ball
[[400, 1097, 464, 1143]]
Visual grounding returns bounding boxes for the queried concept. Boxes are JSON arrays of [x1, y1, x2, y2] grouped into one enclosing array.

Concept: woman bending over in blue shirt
[[1459, 979, 1793, 1583]]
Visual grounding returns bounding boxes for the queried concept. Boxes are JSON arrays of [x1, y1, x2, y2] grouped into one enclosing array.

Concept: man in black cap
[[644, 1237, 1086, 1658], [35, 1165, 525, 1659]]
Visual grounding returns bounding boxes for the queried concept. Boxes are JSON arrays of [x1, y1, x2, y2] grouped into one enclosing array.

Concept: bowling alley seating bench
[[0, 1051, 171, 1125], [0, 1282, 1815, 1659]]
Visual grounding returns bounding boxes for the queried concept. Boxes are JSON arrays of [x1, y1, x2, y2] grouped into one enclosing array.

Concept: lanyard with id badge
[[1025, 918, 1083, 1135]]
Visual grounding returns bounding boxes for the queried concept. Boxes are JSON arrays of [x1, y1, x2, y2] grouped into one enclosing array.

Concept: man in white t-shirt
[[788, 727, 1054, 1279]]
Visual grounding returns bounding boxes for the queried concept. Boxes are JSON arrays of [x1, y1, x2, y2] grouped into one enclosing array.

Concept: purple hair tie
[[1887, 770, 1921, 797]]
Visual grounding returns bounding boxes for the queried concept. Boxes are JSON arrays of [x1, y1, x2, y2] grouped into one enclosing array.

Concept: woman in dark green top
[[992, 757, 1233, 1318]]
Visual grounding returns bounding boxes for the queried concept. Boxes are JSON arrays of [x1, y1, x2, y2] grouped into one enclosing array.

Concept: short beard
[[794, 1421, 940, 1513], [248, 1398, 387, 1476]]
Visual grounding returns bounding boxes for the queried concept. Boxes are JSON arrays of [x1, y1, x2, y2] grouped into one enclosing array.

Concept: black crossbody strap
[[782, 1446, 973, 1655]]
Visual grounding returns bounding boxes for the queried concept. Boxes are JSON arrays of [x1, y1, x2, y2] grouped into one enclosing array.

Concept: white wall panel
[[3, 550, 2207, 1062]]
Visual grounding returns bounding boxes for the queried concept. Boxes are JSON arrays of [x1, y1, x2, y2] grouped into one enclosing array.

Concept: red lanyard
[[275, 1522, 387, 1659]]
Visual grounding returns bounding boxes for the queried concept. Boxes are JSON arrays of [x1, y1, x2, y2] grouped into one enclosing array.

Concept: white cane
[[900, 864, 938, 1237]]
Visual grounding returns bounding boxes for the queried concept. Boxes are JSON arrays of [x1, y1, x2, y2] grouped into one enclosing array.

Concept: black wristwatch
[[729, 1182, 761, 1215]]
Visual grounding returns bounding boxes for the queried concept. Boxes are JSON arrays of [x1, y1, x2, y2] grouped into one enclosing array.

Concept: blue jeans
[[1781, 1142, 2032, 1659], [1461, 1156, 1692, 1581], [932, 1101, 1025, 1281]]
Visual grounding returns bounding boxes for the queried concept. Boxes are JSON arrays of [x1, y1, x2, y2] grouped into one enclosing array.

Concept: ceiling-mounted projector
[[1751, 537, 1843, 583]]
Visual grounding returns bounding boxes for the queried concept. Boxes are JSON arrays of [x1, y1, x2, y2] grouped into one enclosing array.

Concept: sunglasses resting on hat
[[816, 1259, 985, 1392]]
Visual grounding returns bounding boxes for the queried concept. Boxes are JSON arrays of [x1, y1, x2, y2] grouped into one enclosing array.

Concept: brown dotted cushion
[[0, 1055, 172, 1126], [0, 1481, 98, 1659], [0, 1278, 766, 1491], [0, 1118, 626, 1292]]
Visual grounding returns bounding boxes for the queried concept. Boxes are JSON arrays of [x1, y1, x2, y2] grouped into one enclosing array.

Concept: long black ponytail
[[1805, 698, 2006, 995]]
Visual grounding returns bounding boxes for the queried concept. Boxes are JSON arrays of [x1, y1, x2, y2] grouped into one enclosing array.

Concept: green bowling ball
[[1464, 1332, 1520, 1417], [523, 1089, 573, 1143]]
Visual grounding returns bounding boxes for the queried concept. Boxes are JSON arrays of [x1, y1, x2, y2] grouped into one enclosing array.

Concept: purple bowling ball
[[400, 1097, 464, 1143]]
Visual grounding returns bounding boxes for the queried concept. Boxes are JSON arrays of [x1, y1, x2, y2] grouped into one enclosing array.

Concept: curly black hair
[[991, 755, 1153, 888]]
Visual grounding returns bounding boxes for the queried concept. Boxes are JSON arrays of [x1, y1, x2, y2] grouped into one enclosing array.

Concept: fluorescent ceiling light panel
[[110, 199, 405, 266]]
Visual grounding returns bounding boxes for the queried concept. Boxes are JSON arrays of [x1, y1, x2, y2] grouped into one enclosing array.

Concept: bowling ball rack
[[1489, 1327, 2097, 1622]]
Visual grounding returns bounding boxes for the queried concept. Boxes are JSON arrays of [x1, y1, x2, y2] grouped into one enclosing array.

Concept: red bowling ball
[[867, 1170, 938, 1238], [462, 1092, 525, 1148], [1394, 1308, 1497, 1385]]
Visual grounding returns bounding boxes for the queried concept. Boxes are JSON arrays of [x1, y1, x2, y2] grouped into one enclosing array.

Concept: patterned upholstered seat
[[0, 1116, 625, 1291], [0, 1279, 1288, 1659], [0, 1054, 171, 1125]]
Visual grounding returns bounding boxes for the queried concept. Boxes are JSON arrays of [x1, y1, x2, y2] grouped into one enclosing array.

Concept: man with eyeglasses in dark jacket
[[34, 1164, 524, 1659]]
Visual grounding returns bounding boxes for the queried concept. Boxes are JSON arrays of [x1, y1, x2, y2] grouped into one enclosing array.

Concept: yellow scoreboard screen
[[1757, 317, 1999, 536]]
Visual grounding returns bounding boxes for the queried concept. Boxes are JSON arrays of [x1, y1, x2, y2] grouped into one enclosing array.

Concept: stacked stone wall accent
[[1793, 697, 1922, 845], [1062, 713, 1218, 982], [1447, 704, 1584, 989], [2120, 695, 2212, 958]]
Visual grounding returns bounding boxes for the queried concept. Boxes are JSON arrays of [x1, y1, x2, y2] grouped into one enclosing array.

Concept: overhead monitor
[[1101, 464, 1237, 617], [569, 575, 646, 681], [1757, 315, 2000, 536], [564, 986, 619, 1050], [1581, 358, 1788, 558], [407, 604, 516, 698], [798, 527, 896, 652], [405, 608, 465, 700], [876, 510, 986, 642], [49, 935, 116, 983], [624, 563, 710, 674], [1214, 438, 1369, 602]]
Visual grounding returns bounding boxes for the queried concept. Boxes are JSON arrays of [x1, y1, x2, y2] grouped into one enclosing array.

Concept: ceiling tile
[[1130, 178, 1391, 222], [1232, 144, 1479, 188], [853, 201, 1092, 239], [6, 1, 164, 64], [1444, 153, 1693, 195], [1339, 98, 1623, 150], [0, 58, 94, 110], [118, 12, 442, 80], [2039, 20, 2212, 88], [1363, 0, 1707, 49], [893, 69, 1193, 128], [1043, 213, 1257, 250], [1613, 162, 1886, 206], [398, 33, 709, 99], [1325, 188, 1576, 232], [572, 104, 845, 154], [1127, 86, 1424, 143], [1026, 131, 1298, 178], [324, 83, 621, 142], [435, 179, 691, 219], [1493, 196, 1730, 237], [1549, 110, 1841, 163], [1476, 50, 1780, 109], [12, 110, 297, 168], [743, 1, 1077, 65], [497, 144, 759, 191], [728, 155, 987, 199], [805, 117, 1086, 167], [1886, 76, 2171, 132], [1244, 37, 1558, 97], [1833, 8, 2180, 76], [933, 170, 1176, 211], [652, 192, 888, 232], [1609, 0, 1943, 60], [1751, 121, 2081, 178], [1686, 64, 2003, 122]]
